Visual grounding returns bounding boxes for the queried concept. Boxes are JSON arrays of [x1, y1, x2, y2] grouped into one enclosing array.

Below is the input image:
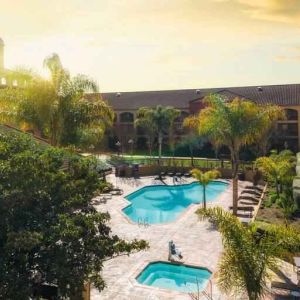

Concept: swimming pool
[[136, 262, 212, 293], [123, 181, 227, 224]]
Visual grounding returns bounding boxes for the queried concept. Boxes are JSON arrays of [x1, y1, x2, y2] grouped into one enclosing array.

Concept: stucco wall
[[293, 152, 300, 205]]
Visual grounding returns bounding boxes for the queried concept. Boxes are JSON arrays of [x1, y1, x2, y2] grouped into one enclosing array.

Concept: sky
[[0, 0, 300, 92]]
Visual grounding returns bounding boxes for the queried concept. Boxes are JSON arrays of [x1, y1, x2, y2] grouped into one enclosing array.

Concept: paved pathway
[[91, 175, 249, 300]]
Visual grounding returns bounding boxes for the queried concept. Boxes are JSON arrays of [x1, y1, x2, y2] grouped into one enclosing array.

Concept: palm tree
[[196, 207, 300, 300], [183, 115, 200, 166], [43, 53, 112, 147], [255, 150, 296, 198], [135, 108, 156, 157], [191, 169, 220, 209], [135, 105, 180, 162], [197, 95, 283, 215]]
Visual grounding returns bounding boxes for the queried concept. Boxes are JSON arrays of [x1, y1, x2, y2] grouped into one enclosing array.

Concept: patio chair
[[241, 189, 262, 197], [183, 171, 192, 178], [167, 171, 175, 177], [110, 188, 124, 195], [238, 196, 259, 204], [99, 193, 112, 199], [160, 170, 168, 177], [271, 281, 300, 297], [239, 200, 259, 206], [179, 171, 185, 177], [229, 205, 255, 212], [245, 185, 264, 192]]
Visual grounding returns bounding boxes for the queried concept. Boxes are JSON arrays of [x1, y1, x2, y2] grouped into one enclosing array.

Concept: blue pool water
[[123, 181, 227, 224], [136, 262, 212, 293]]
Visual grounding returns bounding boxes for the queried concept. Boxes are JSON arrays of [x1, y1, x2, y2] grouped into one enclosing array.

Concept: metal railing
[[109, 155, 254, 172]]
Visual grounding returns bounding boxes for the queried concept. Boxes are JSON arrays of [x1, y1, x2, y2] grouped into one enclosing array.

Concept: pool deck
[[91, 175, 250, 300]]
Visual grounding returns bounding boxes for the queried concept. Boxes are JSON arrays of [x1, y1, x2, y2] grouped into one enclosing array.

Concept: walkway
[[91, 175, 249, 300]]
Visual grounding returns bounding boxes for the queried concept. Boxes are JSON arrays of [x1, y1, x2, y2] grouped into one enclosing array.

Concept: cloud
[[275, 55, 300, 62], [236, 0, 300, 24]]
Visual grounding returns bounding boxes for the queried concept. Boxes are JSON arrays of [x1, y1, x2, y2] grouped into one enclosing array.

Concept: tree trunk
[[275, 177, 280, 198], [189, 145, 194, 167], [158, 132, 163, 165], [231, 151, 239, 216], [203, 185, 206, 210], [232, 176, 238, 216]]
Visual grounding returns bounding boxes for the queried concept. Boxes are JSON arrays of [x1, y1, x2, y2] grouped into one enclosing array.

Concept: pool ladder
[[202, 279, 213, 300], [137, 217, 150, 228], [188, 278, 213, 300]]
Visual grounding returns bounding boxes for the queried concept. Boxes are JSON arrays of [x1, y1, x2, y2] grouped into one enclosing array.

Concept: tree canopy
[[0, 54, 114, 149], [255, 150, 296, 196], [135, 105, 180, 159], [197, 95, 283, 215], [0, 132, 148, 299], [197, 207, 300, 300], [191, 169, 220, 209]]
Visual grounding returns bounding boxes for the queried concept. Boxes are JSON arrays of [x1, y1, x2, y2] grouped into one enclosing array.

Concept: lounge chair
[[184, 171, 192, 178], [110, 188, 123, 195], [167, 171, 175, 177], [175, 172, 182, 177], [160, 170, 167, 177], [238, 195, 260, 201], [229, 206, 255, 212], [245, 185, 264, 192], [239, 200, 259, 206], [179, 171, 185, 177], [99, 193, 112, 198], [241, 190, 261, 197], [238, 197, 259, 205], [271, 281, 300, 296]]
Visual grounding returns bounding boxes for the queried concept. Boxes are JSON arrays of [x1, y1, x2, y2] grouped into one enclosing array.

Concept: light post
[[115, 141, 121, 156], [128, 138, 134, 159]]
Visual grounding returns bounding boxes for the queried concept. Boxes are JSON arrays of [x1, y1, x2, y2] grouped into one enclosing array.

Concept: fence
[[110, 155, 254, 173]]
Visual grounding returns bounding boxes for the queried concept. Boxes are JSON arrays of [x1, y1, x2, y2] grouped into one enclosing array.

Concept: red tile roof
[[86, 83, 300, 110]]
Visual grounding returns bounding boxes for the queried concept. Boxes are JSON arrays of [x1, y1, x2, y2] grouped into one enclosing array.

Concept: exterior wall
[[0, 43, 4, 71], [293, 152, 300, 206], [109, 104, 300, 153], [111, 108, 190, 152], [276, 105, 300, 152]]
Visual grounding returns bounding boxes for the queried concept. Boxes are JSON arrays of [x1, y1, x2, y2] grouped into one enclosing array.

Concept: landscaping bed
[[256, 205, 300, 231]]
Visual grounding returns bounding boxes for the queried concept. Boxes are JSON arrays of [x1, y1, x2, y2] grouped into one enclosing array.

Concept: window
[[284, 109, 298, 121], [277, 123, 298, 136], [120, 112, 134, 123], [175, 111, 189, 123]]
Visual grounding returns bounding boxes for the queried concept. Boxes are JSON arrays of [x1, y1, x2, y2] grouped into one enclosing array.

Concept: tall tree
[[0, 68, 37, 125], [42, 53, 114, 147], [135, 105, 180, 162], [255, 150, 296, 198], [191, 169, 220, 209], [197, 207, 300, 300], [3, 54, 113, 149], [135, 108, 156, 157], [256, 105, 285, 156], [0, 132, 148, 299], [197, 95, 283, 215], [183, 115, 202, 166], [17, 79, 57, 136]]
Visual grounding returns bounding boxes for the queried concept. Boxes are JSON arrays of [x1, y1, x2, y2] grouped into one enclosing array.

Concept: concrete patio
[[91, 175, 250, 300]]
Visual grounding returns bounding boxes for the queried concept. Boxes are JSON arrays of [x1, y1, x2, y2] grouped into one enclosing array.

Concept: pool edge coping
[[129, 259, 214, 296], [119, 179, 230, 226]]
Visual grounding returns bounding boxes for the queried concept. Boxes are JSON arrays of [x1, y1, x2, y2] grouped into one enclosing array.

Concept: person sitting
[[168, 240, 183, 260]]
